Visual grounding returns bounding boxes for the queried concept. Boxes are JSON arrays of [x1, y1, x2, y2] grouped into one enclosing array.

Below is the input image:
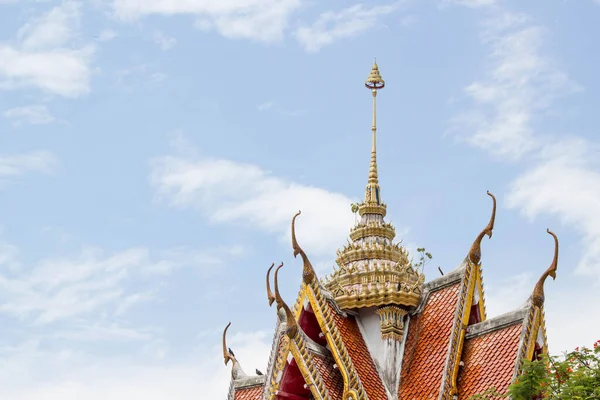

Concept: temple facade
[[222, 62, 558, 400]]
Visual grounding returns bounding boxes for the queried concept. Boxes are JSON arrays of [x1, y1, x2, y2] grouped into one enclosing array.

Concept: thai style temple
[[222, 61, 559, 400]]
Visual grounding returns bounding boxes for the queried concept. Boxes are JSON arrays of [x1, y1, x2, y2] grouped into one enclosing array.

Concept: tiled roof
[[234, 384, 264, 400], [331, 304, 388, 400], [398, 282, 461, 399], [313, 353, 344, 399], [457, 322, 522, 399]]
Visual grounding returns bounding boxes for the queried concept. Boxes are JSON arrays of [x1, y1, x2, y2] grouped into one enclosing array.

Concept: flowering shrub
[[469, 340, 600, 399]]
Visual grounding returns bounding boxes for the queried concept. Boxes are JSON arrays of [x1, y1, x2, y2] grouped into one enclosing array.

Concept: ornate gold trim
[[357, 202, 387, 217], [336, 242, 409, 265], [349, 222, 395, 241]]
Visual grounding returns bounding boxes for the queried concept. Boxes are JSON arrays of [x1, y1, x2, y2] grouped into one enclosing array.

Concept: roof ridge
[[465, 307, 529, 339]]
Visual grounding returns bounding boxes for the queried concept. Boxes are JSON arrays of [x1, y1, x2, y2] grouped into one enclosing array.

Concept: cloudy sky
[[1, 0, 599, 398]]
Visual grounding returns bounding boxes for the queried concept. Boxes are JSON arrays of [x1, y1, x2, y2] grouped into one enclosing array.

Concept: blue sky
[[1, 0, 599, 398]]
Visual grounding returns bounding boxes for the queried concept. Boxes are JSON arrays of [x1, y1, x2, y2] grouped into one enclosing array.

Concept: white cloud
[[506, 138, 600, 281], [448, 5, 600, 353], [450, 12, 580, 161], [153, 31, 176, 51], [295, 3, 400, 53], [4, 105, 55, 126], [97, 29, 118, 42], [54, 322, 155, 342], [17, 0, 80, 50], [0, 244, 239, 324], [442, 0, 497, 7], [150, 144, 356, 258], [0, 1, 94, 97], [0, 151, 58, 181], [257, 101, 273, 111], [113, 0, 301, 43], [0, 328, 271, 400]]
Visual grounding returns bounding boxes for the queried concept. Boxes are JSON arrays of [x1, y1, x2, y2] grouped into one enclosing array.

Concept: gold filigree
[[357, 202, 387, 217], [468, 191, 497, 265], [532, 229, 559, 308], [349, 222, 395, 241], [292, 211, 317, 284], [376, 305, 408, 340]]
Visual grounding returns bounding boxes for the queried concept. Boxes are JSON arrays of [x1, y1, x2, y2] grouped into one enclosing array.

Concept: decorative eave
[[335, 242, 409, 265], [349, 221, 395, 241], [358, 202, 387, 217]]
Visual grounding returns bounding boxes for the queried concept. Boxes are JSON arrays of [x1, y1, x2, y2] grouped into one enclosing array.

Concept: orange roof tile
[[399, 282, 461, 399], [457, 322, 522, 399], [234, 384, 263, 400], [313, 353, 344, 400], [330, 304, 388, 400]]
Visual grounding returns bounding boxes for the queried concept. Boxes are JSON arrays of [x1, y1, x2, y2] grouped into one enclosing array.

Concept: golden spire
[[532, 229, 559, 308], [364, 58, 385, 206]]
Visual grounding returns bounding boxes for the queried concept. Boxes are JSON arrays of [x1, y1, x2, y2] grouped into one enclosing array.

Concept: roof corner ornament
[[531, 229, 559, 308], [222, 322, 247, 379], [468, 191, 497, 265], [292, 211, 317, 284], [274, 262, 299, 338], [266, 262, 276, 306]]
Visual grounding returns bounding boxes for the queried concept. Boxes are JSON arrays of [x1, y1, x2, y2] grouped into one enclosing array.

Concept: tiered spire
[[365, 59, 384, 205], [324, 60, 424, 326]]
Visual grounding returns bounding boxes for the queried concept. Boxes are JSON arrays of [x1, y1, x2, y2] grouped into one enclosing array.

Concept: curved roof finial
[[468, 191, 497, 265], [532, 229, 559, 308], [266, 263, 276, 307], [273, 262, 298, 338], [292, 211, 317, 284], [222, 322, 235, 366]]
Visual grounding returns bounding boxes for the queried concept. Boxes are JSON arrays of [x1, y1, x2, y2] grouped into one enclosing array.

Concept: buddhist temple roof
[[223, 61, 559, 400]]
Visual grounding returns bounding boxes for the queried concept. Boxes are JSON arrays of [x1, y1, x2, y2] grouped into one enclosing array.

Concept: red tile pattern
[[234, 384, 264, 400], [398, 282, 461, 399], [330, 304, 388, 400], [313, 354, 344, 400], [457, 322, 522, 399]]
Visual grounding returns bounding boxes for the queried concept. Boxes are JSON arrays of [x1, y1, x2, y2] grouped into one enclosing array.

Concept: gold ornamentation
[[292, 211, 317, 285], [532, 229, 559, 308], [468, 191, 496, 265], [336, 241, 409, 265], [358, 202, 387, 217], [349, 221, 395, 241], [376, 305, 408, 340], [365, 58, 385, 89]]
